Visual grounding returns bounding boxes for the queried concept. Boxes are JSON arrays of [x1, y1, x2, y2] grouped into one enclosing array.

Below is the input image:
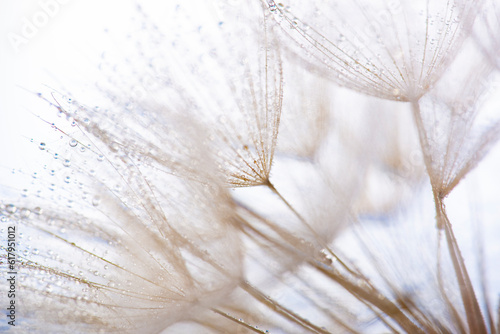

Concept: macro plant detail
[[1, 0, 499, 333], [264, 0, 480, 101]]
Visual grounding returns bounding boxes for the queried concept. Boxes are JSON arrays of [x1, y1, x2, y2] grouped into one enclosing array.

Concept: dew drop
[[39, 142, 46, 150], [110, 142, 119, 152], [69, 139, 78, 147], [218, 115, 228, 125], [63, 159, 71, 167], [21, 208, 31, 218], [92, 196, 101, 207], [5, 204, 17, 214]]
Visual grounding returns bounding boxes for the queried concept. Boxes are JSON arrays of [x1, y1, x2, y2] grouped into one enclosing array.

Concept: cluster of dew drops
[[25, 96, 111, 209]]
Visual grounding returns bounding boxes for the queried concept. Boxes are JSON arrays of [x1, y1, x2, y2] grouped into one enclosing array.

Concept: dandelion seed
[[266, 0, 480, 101]]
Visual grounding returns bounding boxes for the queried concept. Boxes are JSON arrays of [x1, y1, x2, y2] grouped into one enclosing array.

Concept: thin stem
[[353, 224, 442, 334], [309, 260, 424, 334], [412, 98, 488, 333], [211, 308, 268, 333], [236, 203, 426, 332], [264, 180, 364, 280], [240, 281, 332, 334], [473, 200, 497, 334], [434, 192, 487, 334], [436, 230, 468, 334]]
